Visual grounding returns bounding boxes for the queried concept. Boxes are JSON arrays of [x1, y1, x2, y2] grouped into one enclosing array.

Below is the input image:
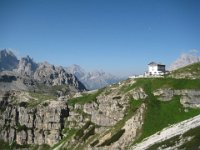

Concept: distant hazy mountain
[[170, 52, 200, 70], [66, 64, 124, 90], [0, 48, 19, 71]]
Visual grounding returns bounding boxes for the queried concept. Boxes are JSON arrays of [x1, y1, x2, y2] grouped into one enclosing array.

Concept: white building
[[146, 62, 165, 76]]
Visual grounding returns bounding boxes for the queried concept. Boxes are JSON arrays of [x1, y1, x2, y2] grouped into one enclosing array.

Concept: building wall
[[157, 65, 165, 72], [148, 65, 158, 75], [148, 65, 165, 75]]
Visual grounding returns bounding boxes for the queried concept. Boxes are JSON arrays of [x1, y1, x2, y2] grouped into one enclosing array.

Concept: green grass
[[82, 126, 95, 141], [28, 92, 56, 107], [0, 140, 50, 150], [51, 128, 77, 150], [139, 96, 200, 141], [169, 62, 200, 79], [122, 78, 200, 93], [132, 78, 200, 143], [109, 99, 143, 136], [67, 89, 104, 106], [16, 123, 28, 132], [0, 139, 10, 150], [92, 99, 143, 148], [179, 126, 200, 149]]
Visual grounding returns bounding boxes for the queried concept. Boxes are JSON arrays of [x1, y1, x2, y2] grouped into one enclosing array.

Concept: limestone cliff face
[[0, 95, 69, 146], [17, 56, 38, 77], [61, 85, 148, 150], [0, 49, 87, 92], [34, 62, 85, 90], [153, 89, 200, 108]]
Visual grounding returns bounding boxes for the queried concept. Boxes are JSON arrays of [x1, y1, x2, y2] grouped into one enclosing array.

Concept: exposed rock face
[[0, 49, 86, 92], [17, 56, 38, 76], [0, 98, 69, 146], [64, 86, 147, 150], [0, 49, 19, 71], [34, 62, 85, 90], [129, 88, 148, 100], [108, 103, 146, 149], [0, 71, 36, 91], [153, 88, 174, 101], [88, 93, 128, 127], [153, 89, 200, 108]]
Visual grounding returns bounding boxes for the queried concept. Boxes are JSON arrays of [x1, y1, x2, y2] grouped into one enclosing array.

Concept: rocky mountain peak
[[0, 49, 86, 92], [17, 55, 38, 76], [0, 48, 19, 71]]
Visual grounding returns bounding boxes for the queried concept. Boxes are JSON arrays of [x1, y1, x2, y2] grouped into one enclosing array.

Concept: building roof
[[148, 62, 165, 66]]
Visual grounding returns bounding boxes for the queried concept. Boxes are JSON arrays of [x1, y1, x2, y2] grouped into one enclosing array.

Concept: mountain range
[[1, 58, 200, 149], [1, 48, 200, 149], [0, 49, 123, 90], [66, 64, 124, 90], [0, 49, 86, 92]]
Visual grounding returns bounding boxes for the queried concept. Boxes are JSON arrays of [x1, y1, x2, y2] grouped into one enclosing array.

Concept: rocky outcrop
[[0, 99, 69, 146], [34, 62, 85, 91], [129, 88, 148, 100], [153, 88, 174, 101], [0, 49, 19, 71], [109, 103, 146, 149], [0, 49, 86, 92], [153, 89, 200, 108], [0, 71, 36, 91], [87, 92, 128, 127], [17, 56, 38, 76]]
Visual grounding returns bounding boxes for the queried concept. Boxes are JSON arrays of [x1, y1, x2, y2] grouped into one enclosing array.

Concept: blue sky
[[1, 0, 200, 76]]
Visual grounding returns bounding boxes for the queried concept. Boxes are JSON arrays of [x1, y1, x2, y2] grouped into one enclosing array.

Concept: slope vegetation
[[52, 78, 200, 149], [169, 62, 200, 79]]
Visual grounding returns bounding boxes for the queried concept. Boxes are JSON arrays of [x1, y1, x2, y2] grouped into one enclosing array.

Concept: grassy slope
[[125, 78, 200, 143], [3, 77, 200, 149], [55, 78, 200, 149], [67, 88, 104, 106], [169, 62, 200, 79]]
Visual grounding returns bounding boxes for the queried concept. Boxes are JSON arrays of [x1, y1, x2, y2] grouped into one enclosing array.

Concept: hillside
[[170, 52, 200, 71], [131, 114, 200, 150], [44, 77, 200, 150], [1, 50, 200, 149], [1, 73, 200, 149], [169, 62, 200, 79]]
